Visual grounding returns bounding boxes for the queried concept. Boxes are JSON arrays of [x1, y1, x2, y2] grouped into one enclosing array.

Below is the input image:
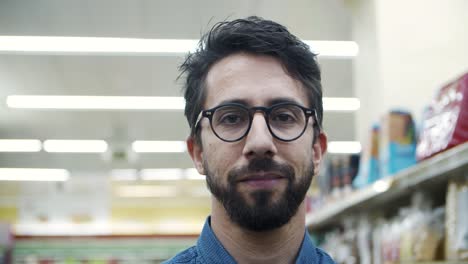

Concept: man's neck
[[210, 199, 306, 264]]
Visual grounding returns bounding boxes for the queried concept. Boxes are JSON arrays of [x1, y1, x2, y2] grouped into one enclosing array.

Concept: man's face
[[188, 53, 325, 231]]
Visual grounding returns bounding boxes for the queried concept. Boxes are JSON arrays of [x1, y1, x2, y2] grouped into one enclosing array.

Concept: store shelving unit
[[306, 142, 468, 231], [12, 235, 198, 263]]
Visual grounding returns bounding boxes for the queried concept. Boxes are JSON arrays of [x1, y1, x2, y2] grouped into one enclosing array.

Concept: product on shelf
[[446, 178, 468, 261], [317, 157, 332, 197], [380, 218, 401, 264], [319, 217, 368, 264], [413, 207, 445, 261], [318, 192, 449, 264], [399, 192, 438, 262], [400, 206, 445, 261], [320, 154, 360, 201], [379, 110, 417, 177], [399, 207, 415, 262], [0, 223, 12, 264], [321, 228, 358, 264], [356, 216, 372, 264], [330, 157, 343, 199], [353, 124, 380, 188], [381, 192, 446, 263], [371, 218, 385, 264], [343, 154, 360, 194], [417, 72, 468, 160]]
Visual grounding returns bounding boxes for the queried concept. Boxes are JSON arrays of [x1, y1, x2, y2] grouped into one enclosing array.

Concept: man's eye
[[219, 114, 244, 124], [272, 113, 296, 123]]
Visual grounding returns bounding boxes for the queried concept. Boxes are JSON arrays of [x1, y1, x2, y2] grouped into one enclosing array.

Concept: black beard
[[205, 158, 314, 232]]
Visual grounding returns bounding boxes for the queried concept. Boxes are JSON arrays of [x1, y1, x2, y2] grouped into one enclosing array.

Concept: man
[[165, 16, 334, 264]]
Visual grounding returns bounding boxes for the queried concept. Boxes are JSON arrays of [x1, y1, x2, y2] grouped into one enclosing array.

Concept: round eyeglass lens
[[269, 104, 306, 140], [212, 105, 250, 141]]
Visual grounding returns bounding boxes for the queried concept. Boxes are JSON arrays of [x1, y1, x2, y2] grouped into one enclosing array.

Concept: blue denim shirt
[[163, 217, 336, 264]]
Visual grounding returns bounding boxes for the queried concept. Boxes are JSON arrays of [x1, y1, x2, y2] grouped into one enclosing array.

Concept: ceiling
[[0, 1, 357, 232], [0, 0, 355, 172]]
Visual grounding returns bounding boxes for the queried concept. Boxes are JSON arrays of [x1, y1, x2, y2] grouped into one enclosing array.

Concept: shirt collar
[[197, 216, 237, 264], [197, 217, 318, 264], [295, 230, 319, 263]]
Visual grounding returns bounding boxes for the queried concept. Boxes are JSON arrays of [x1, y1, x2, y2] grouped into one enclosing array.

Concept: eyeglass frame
[[193, 102, 321, 142]]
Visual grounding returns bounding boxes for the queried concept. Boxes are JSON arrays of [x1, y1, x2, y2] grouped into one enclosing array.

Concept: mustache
[[227, 158, 295, 184]]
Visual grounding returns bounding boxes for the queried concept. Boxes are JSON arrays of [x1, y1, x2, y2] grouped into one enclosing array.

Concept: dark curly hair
[[179, 16, 323, 144]]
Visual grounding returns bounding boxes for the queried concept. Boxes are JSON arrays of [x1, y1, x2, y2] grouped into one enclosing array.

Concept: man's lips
[[238, 172, 286, 182], [237, 172, 287, 189]]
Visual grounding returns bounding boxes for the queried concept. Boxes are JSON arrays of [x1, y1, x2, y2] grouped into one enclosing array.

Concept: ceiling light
[[0, 168, 69, 181], [132, 141, 186, 153], [323, 98, 360, 111], [43, 140, 108, 153], [140, 169, 184, 181], [116, 185, 178, 197], [0, 36, 358, 58], [110, 168, 204, 181], [0, 139, 41, 152], [0, 36, 198, 55], [185, 168, 205, 180], [7, 95, 360, 112], [328, 141, 361, 154], [305, 41, 359, 58], [6, 95, 185, 110]]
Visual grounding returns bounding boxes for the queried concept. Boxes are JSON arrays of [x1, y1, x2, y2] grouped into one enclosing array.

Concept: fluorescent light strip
[[43, 140, 108, 153], [0, 139, 41, 152], [304, 41, 359, 58], [328, 141, 361, 154], [6, 95, 185, 110], [7, 96, 359, 111], [0, 168, 69, 181], [185, 168, 205, 180], [116, 185, 178, 197], [0, 36, 358, 57], [323, 98, 360, 111], [132, 141, 186, 153], [0, 36, 199, 55], [110, 168, 204, 181], [15, 222, 111, 236]]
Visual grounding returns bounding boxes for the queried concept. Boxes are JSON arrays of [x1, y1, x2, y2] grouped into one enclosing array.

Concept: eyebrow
[[216, 97, 303, 107], [268, 97, 303, 106], [217, 98, 250, 106]]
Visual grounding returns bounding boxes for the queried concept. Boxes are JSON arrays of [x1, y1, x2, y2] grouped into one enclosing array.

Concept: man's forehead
[[205, 53, 285, 84], [203, 53, 308, 108]]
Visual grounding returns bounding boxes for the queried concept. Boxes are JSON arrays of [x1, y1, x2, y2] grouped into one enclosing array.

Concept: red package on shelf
[[416, 72, 468, 160]]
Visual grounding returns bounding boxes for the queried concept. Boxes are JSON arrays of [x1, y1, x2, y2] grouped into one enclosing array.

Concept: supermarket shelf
[[307, 142, 468, 230], [12, 236, 197, 263]]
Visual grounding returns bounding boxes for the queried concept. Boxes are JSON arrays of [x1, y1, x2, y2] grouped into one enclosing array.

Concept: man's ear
[[187, 136, 205, 175], [312, 132, 327, 175]]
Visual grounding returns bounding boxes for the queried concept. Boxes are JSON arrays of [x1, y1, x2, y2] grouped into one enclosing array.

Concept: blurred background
[[0, 0, 467, 263]]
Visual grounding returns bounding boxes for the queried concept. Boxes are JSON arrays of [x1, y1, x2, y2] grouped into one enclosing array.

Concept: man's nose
[[242, 112, 278, 159]]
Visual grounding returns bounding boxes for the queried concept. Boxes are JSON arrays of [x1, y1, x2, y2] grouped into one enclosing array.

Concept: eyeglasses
[[194, 102, 320, 142]]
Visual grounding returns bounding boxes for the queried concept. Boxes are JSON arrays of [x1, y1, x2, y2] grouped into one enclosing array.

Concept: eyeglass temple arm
[[194, 110, 212, 130], [312, 110, 322, 132]]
